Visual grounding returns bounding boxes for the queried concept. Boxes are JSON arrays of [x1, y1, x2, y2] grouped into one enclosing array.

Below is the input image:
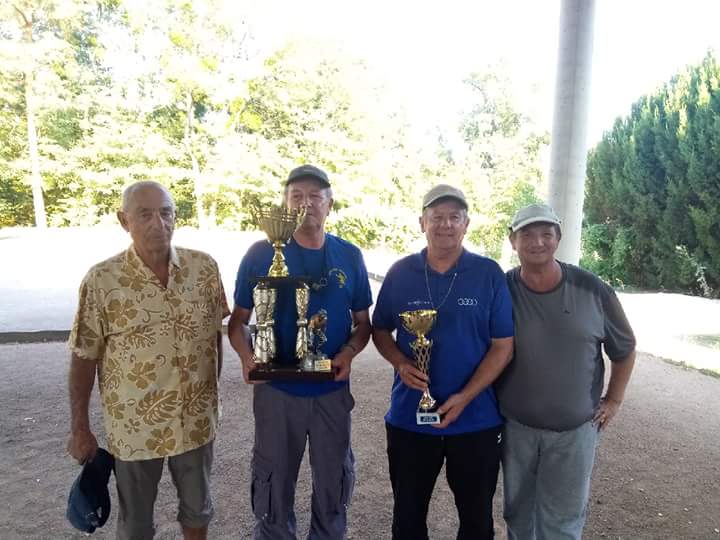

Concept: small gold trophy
[[307, 309, 332, 372], [253, 204, 306, 277], [400, 309, 440, 425]]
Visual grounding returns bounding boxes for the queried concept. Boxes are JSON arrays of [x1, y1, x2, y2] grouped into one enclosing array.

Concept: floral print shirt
[[69, 245, 229, 461]]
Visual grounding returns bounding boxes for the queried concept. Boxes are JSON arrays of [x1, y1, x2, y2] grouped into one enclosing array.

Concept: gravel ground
[[1, 340, 719, 539]]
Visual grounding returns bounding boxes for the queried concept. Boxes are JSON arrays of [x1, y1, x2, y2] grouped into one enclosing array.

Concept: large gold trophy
[[400, 309, 441, 425], [252, 205, 306, 277], [248, 204, 334, 381]]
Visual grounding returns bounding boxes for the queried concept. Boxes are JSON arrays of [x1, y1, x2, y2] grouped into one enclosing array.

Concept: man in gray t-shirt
[[496, 203, 636, 540]]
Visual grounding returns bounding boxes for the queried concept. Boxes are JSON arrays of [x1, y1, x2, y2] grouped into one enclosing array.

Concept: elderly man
[[496, 203, 637, 540], [228, 164, 372, 539], [372, 184, 514, 540], [67, 181, 228, 540]]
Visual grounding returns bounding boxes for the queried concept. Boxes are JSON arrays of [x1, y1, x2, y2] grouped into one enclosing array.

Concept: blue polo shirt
[[372, 248, 513, 435], [234, 233, 372, 396]]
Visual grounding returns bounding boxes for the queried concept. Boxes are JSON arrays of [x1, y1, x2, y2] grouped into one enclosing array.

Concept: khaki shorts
[[114, 441, 214, 540]]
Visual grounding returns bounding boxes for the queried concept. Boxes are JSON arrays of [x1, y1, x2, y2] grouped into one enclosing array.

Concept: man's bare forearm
[[216, 331, 223, 379], [228, 308, 254, 361], [346, 320, 371, 356], [459, 337, 513, 401], [372, 328, 411, 369], [69, 353, 97, 433], [605, 350, 636, 404]]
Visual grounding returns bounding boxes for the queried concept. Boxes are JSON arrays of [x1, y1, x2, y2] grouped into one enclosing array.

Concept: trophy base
[[416, 406, 441, 425], [249, 363, 335, 382]]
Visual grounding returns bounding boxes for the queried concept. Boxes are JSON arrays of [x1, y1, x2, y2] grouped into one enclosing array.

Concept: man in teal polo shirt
[[372, 184, 514, 540]]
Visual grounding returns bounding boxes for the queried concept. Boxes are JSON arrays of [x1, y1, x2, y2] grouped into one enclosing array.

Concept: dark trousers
[[386, 423, 501, 540]]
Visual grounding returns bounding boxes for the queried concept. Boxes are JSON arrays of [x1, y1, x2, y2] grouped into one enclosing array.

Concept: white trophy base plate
[[416, 410, 441, 425]]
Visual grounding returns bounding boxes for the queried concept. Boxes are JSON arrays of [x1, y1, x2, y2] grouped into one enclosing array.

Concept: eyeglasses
[[428, 214, 465, 226], [134, 208, 175, 222], [289, 192, 328, 206]]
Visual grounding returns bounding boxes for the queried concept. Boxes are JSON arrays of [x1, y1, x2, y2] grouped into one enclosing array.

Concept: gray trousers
[[501, 419, 598, 540], [114, 441, 214, 540], [251, 384, 355, 540]]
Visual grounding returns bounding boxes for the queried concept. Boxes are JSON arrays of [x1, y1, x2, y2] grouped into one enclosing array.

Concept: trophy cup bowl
[[253, 204, 306, 277], [399, 309, 440, 424], [399, 309, 437, 342]]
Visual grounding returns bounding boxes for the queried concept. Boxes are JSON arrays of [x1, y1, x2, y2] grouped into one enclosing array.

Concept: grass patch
[[657, 357, 720, 378], [685, 334, 720, 350]]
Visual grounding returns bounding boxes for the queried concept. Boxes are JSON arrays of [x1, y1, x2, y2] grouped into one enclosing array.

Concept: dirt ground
[[1, 340, 719, 539]]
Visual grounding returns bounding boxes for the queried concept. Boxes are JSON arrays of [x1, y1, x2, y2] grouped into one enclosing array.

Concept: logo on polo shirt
[[328, 268, 347, 288], [457, 297, 478, 306]]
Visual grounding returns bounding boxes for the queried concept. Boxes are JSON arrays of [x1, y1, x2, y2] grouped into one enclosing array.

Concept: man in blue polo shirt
[[228, 165, 372, 539], [372, 184, 514, 540]]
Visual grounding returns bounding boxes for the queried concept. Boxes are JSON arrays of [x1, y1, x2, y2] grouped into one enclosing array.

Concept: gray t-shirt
[[496, 263, 636, 431]]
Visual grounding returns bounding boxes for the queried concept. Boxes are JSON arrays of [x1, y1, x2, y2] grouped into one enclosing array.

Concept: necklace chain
[[296, 239, 328, 291], [424, 260, 458, 311]]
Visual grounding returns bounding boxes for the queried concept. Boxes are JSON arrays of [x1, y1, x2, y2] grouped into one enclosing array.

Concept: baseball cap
[[422, 184, 468, 210], [66, 448, 114, 533], [509, 203, 562, 232], [286, 165, 331, 188]]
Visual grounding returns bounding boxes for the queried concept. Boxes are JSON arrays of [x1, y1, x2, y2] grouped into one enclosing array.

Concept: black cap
[[286, 164, 331, 188], [66, 448, 115, 533]]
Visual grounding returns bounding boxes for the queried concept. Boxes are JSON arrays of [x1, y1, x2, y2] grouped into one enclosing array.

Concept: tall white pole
[[548, 0, 596, 264]]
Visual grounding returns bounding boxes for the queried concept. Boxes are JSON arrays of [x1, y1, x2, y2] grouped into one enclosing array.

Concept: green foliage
[[0, 175, 33, 227], [452, 69, 549, 259], [0, 5, 549, 260], [580, 223, 613, 281], [585, 51, 720, 297], [329, 204, 420, 253], [466, 176, 541, 260]]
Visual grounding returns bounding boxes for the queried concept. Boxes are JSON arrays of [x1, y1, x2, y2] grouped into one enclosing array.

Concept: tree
[[230, 40, 434, 248], [1, 0, 122, 227], [121, 0, 250, 228], [585, 51, 720, 297], [446, 70, 549, 259]]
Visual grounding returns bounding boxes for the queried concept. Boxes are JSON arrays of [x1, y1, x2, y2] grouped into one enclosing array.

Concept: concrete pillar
[[548, 0, 596, 264]]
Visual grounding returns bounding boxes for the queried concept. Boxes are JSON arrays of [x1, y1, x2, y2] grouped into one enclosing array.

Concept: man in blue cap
[[229, 164, 372, 539]]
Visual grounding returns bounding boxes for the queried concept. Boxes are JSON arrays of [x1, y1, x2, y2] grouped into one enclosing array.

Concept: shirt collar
[[169, 246, 180, 269], [416, 247, 468, 274], [126, 244, 180, 277]]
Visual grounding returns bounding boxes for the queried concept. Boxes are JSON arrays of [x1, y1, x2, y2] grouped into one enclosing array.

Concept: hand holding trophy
[[399, 309, 440, 425]]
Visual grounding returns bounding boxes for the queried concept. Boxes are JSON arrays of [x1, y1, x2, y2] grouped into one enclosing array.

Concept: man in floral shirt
[[67, 181, 228, 540]]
